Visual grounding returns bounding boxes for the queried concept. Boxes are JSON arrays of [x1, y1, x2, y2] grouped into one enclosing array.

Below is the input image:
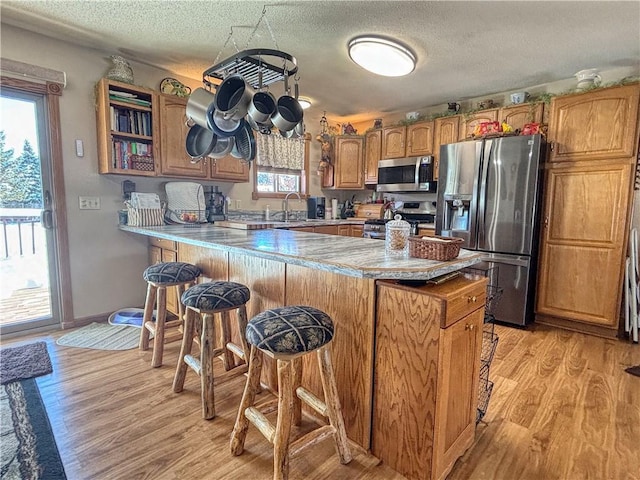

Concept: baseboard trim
[[62, 312, 110, 330]]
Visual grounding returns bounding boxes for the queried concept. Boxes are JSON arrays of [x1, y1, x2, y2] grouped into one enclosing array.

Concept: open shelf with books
[[96, 78, 158, 176]]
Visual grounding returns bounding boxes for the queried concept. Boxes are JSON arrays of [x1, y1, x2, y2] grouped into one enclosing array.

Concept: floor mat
[[56, 322, 142, 350]]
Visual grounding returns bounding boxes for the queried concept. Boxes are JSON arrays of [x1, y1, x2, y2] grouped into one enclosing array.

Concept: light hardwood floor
[[2, 323, 639, 480]]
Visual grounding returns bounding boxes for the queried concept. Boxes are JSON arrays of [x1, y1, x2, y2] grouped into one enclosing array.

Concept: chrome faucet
[[283, 192, 302, 222]]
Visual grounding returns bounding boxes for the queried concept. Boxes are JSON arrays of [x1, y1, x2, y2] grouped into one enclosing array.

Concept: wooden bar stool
[[173, 281, 251, 420], [230, 305, 352, 480], [139, 261, 201, 367]]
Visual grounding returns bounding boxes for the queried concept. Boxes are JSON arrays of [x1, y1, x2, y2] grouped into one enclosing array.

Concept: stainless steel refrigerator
[[436, 134, 545, 326]]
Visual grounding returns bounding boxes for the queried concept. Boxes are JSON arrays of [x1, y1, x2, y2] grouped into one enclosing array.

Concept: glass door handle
[[41, 209, 53, 229]]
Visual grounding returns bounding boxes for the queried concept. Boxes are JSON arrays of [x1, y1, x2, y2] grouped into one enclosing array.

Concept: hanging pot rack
[[203, 48, 298, 91]]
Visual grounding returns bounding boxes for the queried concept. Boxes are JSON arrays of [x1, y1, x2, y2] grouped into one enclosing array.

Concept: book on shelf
[[112, 139, 153, 170], [109, 94, 151, 107]]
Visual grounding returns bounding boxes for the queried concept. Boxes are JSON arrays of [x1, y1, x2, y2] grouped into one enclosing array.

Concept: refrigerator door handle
[[477, 139, 493, 245], [479, 253, 530, 267]]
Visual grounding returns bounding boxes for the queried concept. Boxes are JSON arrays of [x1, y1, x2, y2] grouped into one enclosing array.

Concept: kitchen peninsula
[[121, 224, 486, 480]]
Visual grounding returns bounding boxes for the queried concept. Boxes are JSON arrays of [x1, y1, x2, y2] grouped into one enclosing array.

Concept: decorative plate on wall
[[160, 77, 191, 97]]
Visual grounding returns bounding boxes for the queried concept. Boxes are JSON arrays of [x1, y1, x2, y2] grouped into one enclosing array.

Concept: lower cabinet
[[148, 237, 179, 316], [373, 276, 485, 480], [288, 224, 364, 236]]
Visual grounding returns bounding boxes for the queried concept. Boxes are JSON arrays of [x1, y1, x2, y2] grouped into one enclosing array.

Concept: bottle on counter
[[265, 205, 270, 221]]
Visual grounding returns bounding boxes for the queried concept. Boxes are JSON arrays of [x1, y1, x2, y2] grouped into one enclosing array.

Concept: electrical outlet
[[79, 196, 101, 210]]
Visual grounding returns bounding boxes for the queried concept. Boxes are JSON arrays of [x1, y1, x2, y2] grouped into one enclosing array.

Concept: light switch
[[75, 139, 84, 157]]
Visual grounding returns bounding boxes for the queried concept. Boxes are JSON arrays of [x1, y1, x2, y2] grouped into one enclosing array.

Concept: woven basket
[[408, 235, 464, 261]]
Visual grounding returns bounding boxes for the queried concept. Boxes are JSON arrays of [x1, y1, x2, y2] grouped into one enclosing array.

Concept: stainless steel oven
[[363, 218, 421, 239]]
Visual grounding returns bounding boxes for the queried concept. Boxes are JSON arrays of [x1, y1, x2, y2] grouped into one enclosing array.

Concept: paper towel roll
[[332, 198, 338, 219]]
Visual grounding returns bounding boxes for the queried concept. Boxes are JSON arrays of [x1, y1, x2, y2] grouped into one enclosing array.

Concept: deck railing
[[0, 208, 43, 259]]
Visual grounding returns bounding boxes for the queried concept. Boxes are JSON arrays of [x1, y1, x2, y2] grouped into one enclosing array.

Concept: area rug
[[1, 378, 67, 479], [0, 342, 52, 385], [55, 322, 141, 351]]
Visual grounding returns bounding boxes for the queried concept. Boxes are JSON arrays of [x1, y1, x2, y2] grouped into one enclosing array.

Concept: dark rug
[[0, 342, 52, 385], [625, 365, 640, 377], [1, 378, 67, 479]]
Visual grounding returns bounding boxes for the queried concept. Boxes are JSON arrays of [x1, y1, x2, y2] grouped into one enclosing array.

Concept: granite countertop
[[215, 219, 366, 230], [120, 224, 480, 280]]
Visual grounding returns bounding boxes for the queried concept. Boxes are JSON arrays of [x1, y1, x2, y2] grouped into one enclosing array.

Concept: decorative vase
[[106, 55, 134, 84]]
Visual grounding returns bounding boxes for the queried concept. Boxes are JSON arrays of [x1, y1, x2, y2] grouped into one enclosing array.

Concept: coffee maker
[[307, 197, 326, 219], [205, 186, 227, 222]]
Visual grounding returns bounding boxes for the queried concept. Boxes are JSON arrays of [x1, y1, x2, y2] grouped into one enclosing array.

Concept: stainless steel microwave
[[376, 156, 437, 193]]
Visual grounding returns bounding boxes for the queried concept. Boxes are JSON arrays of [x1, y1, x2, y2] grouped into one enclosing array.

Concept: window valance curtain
[[255, 134, 304, 170]]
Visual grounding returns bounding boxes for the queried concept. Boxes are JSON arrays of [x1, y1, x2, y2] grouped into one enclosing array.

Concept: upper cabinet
[[158, 94, 208, 178], [364, 129, 382, 184], [547, 84, 640, 162], [498, 103, 544, 133], [211, 155, 250, 182], [458, 108, 499, 141], [406, 121, 434, 156], [381, 126, 406, 159], [433, 115, 460, 181], [96, 78, 159, 176], [333, 135, 364, 189], [381, 121, 434, 159]]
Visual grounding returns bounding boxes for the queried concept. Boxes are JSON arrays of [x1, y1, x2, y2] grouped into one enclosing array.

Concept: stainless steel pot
[[271, 95, 304, 132], [208, 135, 234, 159], [209, 108, 242, 136], [186, 88, 215, 128], [214, 74, 255, 121], [247, 91, 277, 124]]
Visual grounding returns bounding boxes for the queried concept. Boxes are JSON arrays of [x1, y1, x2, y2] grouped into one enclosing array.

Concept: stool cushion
[[143, 262, 201, 284], [181, 282, 250, 311], [246, 306, 334, 354]]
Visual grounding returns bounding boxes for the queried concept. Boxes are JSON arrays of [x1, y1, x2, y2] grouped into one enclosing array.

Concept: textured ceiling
[[2, 0, 639, 127]]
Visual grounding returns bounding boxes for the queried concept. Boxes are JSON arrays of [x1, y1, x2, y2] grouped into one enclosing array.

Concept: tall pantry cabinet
[[536, 84, 640, 337]]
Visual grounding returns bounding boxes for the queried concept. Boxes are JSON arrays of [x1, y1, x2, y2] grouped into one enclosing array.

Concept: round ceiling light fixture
[[298, 97, 312, 109], [348, 35, 416, 77]]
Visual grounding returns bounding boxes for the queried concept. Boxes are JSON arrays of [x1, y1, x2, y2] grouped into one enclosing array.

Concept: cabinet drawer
[[442, 281, 486, 328], [149, 237, 177, 251]]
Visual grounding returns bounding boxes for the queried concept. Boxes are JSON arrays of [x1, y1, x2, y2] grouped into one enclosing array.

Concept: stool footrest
[[288, 425, 334, 459], [226, 342, 246, 361], [296, 387, 328, 417], [184, 354, 201, 376], [255, 398, 279, 416], [245, 406, 276, 443], [213, 364, 248, 386]]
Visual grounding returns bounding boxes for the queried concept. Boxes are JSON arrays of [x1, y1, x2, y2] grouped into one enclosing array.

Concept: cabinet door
[[161, 248, 179, 316], [433, 308, 483, 480], [498, 103, 544, 133], [381, 126, 406, 159], [536, 162, 633, 327], [211, 155, 250, 182], [364, 129, 382, 184], [433, 116, 460, 181], [418, 227, 436, 237], [158, 94, 209, 178], [458, 109, 499, 141], [349, 225, 363, 237], [337, 225, 351, 236], [149, 245, 162, 265], [548, 84, 640, 162], [334, 136, 364, 189], [314, 225, 339, 235], [406, 121, 434, 156]]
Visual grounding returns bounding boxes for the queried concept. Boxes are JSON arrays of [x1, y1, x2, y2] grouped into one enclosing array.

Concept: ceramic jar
[[106, 55, 134, 84]]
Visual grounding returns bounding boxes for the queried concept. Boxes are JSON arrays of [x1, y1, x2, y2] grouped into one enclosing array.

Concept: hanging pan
[[233, 119, 256, 162], [186, 88, 216, 128], [208, 135, 235, 159], [214, 74, 255, 121], [185, 124, 217, 161], [208, 107, 242, 137]]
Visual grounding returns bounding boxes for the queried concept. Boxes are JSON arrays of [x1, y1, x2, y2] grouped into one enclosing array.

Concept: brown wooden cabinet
[[547, 84, 640, 163], [158, 94, 208, 178], [536, 84, 640, 337], [332, 135, 364, 189], [96, 78, 158, 176], [406, 121, 434, 156], [382, 121, 434, 160], [433, 115, 460, 181], [458, 109, 499, 141], [148, 237, 179, 316], [211, 155, 250, 182], [381, 126, 406, 159], [498, 103, 544, 132], [349, 224, 363, 237], [364, 129, 382, 184], [373, 276, 486, 480]]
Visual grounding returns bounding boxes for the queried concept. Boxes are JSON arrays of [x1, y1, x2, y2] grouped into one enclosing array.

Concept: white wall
[[1, 23, 638, 322]]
